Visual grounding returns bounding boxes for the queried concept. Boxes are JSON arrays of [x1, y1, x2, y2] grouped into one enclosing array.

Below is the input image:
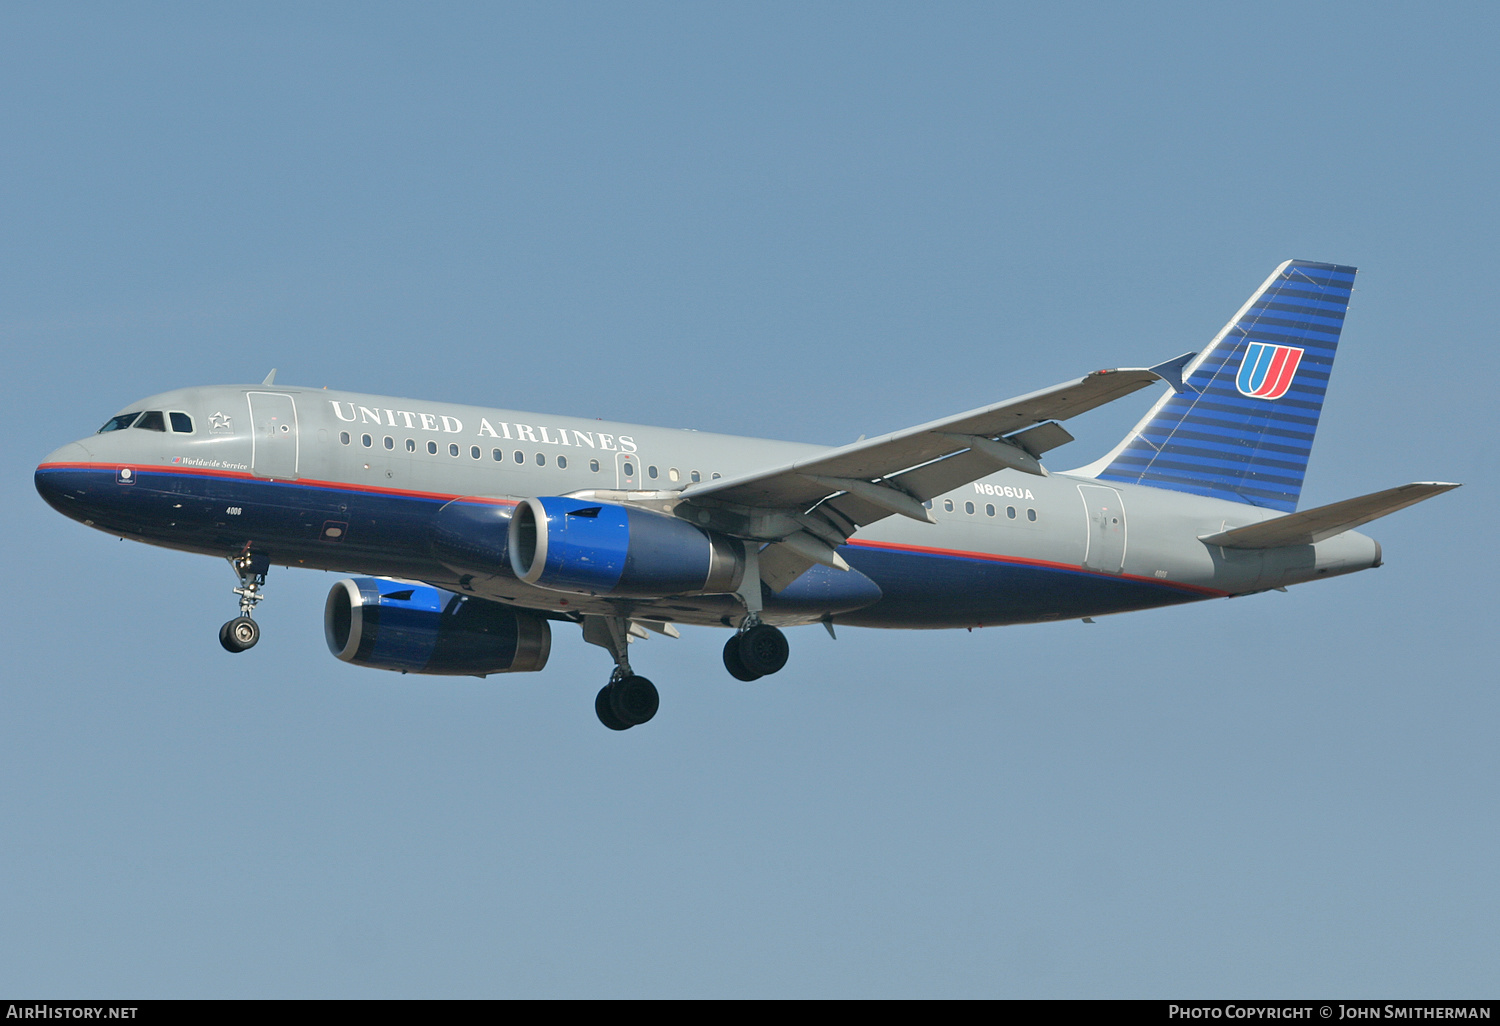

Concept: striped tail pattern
[[1094, 259, 1356, 512]]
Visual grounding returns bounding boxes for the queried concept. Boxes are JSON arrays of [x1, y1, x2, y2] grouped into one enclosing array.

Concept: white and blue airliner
[[36, 261, 1456, 729]]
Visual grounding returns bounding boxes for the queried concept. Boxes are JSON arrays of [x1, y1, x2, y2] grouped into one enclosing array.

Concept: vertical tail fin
[[1092, 260, 1356, 512]]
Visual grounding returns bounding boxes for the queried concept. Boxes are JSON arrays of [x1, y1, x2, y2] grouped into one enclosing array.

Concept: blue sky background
[[3, 3, 1496, 998]]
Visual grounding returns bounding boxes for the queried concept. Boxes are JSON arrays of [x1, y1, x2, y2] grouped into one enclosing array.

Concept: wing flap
[[1201, 482, 1460, 549]]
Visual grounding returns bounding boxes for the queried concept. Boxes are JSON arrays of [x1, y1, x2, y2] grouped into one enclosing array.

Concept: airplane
[[34, 260, 1458, 730]]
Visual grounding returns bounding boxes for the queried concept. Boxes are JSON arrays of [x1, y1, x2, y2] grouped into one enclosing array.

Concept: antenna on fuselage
[[262, 369, 277, 385]]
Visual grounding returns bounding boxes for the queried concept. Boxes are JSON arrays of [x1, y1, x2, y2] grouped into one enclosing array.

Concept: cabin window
[[690, 470, 701, 483], [362, 433, 372, 447], [135, 411, 166, 432], [647, 465, 658, 479], [712, 473, 721, 480], [406, 438, 416, 452], [668, 468, 680, 482], [943, 499, 954, 512], [986, 504, 995, 517], [964, 501, 975, 515], [590, 459, 600, 472], [492, 449, 503, 461], [448, 443, 460, 457], [623, 461, 635, 476], [169, 412, 194, 433], [470, 446, 481, 459], [1007, 506, 1016, 519], [99, 413, 140, 433], [557, 455, 568, 469], [514, 450, 524, 464], [384, 436, 394, 449], [340, 431, 351, 445], [536, 453, 546, 466], [428, 441, 438, 455], [1027, 508, 1037, 522]]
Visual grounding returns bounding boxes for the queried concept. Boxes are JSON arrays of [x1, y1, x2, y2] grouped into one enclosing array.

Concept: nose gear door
[[247, 392, 300, 480]]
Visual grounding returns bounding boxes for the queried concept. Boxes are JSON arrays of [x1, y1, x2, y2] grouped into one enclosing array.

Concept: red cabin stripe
[[39, 462, 1226, 596], [844, 538, 1227, 596]]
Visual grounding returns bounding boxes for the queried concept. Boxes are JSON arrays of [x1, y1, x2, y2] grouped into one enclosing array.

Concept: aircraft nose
[[40, 441, 93, 467], [35, 442, 94, 508]]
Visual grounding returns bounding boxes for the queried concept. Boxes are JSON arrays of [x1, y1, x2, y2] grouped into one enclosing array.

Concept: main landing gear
[[582, 616, 660, 731], [722, 618, 789, 682], [723, 547, 790, 682], [219, 552, 269, 653], [595, 673, 660, 732], [579, 612, 792, 730]]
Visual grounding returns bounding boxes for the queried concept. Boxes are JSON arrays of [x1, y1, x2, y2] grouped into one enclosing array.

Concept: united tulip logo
[[1236, 342, 1304, 400]]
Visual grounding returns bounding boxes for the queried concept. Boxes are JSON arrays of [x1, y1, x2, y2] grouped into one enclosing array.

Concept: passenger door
[[247, 392, 299, 480], [1078, 484, 1126, 574]]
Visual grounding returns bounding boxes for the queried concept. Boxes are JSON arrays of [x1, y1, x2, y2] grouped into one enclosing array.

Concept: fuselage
[[35, 383, 1383, 631]]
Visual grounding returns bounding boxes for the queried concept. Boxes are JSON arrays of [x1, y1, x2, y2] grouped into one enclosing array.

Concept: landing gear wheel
[[737, 624, 789, 676], [609, 675, 659, 726], [596, 685, 631, 731], [219, 616, 260, 653], [723, 634, 763, 681]]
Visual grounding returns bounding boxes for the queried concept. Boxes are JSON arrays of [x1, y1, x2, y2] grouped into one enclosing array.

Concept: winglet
[[262, 369, 278, 386], [1149, 352, 1197, 394]]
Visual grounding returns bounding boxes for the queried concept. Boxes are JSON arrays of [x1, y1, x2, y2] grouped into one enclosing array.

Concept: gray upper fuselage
[[37, 382, 1383, 630]]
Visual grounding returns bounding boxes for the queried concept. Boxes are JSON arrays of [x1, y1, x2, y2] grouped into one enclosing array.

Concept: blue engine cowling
[[324, 578, 552, 676], [508, 496, 745, 598]]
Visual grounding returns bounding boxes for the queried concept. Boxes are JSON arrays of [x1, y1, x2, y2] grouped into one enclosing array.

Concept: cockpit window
[[98, 413, 141, 433], [135, 411, 166, 432], [169, 412, 193, 433]]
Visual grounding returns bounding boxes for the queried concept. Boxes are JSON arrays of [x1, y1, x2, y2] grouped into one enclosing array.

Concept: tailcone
[[1283, 530, 1383, 586]]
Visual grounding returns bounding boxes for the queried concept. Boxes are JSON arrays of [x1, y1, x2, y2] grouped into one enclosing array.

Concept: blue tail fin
[[1092, 259, 1356, 512]]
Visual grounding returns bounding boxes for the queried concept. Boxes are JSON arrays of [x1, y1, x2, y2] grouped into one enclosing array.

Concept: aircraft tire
[[220, 616, 259, 653], [737, 624, 788, 676], [723, 634, 763, 681], [609, 675, 659, 726], [596, 685, 632, 730]]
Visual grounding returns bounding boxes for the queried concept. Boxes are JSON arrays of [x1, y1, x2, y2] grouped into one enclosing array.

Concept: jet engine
[[324, 577, 552, 676], [508, 495, 745, 598]]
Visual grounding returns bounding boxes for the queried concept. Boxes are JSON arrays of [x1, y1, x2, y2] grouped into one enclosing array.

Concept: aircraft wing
[[674, 359, 1187, 583]]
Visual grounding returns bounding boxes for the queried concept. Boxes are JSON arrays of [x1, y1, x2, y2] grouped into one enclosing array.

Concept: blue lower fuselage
[[34, 462, 1218, 630]]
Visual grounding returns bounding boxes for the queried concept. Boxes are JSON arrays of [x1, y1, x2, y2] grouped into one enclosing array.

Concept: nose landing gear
[[219, 552, 269, 653], [219, 616, 260, 652]]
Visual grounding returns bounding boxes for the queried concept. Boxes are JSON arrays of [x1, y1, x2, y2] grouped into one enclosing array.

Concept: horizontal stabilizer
[[1201, 482, 1460, 549]]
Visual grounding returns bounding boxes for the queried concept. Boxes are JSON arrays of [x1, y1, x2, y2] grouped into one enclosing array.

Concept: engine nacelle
[[324, 578, 552, 676], [508, 496, 745, 598]]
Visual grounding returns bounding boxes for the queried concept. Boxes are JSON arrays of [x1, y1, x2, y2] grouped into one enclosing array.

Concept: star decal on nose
[[209, 411, 233, 432]]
